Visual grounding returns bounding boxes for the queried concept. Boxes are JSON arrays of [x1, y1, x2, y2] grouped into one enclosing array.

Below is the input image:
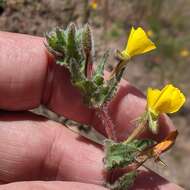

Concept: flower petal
[[121, 27, 135, 59], [126, 27, 156, 57], [149, 84, 186, 114], [165, 87, 185, 113], [127, 27, 136, 45], [147, 88, 161, 110]]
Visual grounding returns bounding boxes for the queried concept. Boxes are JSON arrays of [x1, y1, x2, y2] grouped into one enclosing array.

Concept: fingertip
[[0, 181, 109, 190]]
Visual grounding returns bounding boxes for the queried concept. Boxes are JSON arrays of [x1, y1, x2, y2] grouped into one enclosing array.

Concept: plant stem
[[124, 119, 148, 144], [99, 61, 129, 141], [97, 103, 117, 141]]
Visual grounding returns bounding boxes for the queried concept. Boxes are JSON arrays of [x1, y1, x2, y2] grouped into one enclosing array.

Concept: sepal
[[148, 111, 159, 134]]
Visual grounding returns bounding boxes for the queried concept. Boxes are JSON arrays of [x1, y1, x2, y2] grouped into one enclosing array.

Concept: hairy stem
[[97, 103, 117, 141], [124, 122, 147, 144]]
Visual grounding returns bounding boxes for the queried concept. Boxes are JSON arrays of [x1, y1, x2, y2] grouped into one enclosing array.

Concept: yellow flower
[[180, 49, 189, 58], [147, 84, 185, 116], [121, 27, 156, 59], [89, 0, 97, 10]]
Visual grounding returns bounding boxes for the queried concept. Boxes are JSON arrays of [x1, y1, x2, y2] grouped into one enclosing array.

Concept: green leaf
[[105, 78, 118, 100], [44, 43, 63, 57], [66, 23, 81, 60], [45, 24, 127, 108], [75, 80, 96, 94], [45, 31, 58, 50], [0, 0, 5, 8], [56, 59, 68, 67], [104, 139, 154, 170], [45, 29, 66, 56], [82, 24, 93, 56], [90, 86, 109, 107], [70, 60, 83, 80], [107, 171, 137, 190], [55, 28, 66, 53], [103, 65, 126, 104], [93, 51, 109, 86]]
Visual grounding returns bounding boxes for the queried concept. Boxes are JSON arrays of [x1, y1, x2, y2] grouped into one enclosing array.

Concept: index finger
[[0, 32, 49, 110], [0, 32, 92, 123], [0, 32, 175, 140], [0, 112, 181, 189]]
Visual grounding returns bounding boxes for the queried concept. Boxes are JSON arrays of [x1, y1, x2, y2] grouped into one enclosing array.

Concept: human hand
[[0, 32, 183, 190]]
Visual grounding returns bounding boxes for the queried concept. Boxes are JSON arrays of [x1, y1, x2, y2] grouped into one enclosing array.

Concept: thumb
[[0, 181, 108, 190]]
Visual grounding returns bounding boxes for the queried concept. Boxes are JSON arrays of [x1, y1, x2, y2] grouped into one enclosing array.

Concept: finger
[[0, 112, 182, 189], [0, 181, 108, 190], [0, 111, 104, 184], [0, 32, 92, 123], [0, 32, 48, 110], [0, 32, 175, 140], [0, 181, 183, 190], [0, 32, 175, 132]]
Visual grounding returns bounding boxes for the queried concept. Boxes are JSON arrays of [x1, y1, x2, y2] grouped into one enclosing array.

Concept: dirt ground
[[0, 0, 190, 189]]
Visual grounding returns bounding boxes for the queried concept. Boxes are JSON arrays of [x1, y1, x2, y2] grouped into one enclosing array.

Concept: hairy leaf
[[82, 23, 93, 56], [45, 24, 121, 108], [107, 171, 137, 190], [93, 51, 109, 86], [104, 139, 155, 170]]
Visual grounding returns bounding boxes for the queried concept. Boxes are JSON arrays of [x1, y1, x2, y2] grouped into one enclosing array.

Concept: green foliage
[[82, 23, 93, 57], [107, 171, 137, 190], [46, 23, 121, 108], [0, 0, 5, 8], [104, 139, 155, 170]]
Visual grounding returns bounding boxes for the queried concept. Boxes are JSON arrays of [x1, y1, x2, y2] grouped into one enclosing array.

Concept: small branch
[[85, 53, 93, 79], [124, 122, 147, 144], [97, 103, 117, 141]]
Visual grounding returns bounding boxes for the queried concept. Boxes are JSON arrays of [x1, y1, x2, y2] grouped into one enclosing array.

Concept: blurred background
[[0, 0, 190, 189]]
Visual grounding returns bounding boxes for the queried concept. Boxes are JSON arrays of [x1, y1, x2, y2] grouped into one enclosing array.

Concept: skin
[[0, 32, 184, 190]]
